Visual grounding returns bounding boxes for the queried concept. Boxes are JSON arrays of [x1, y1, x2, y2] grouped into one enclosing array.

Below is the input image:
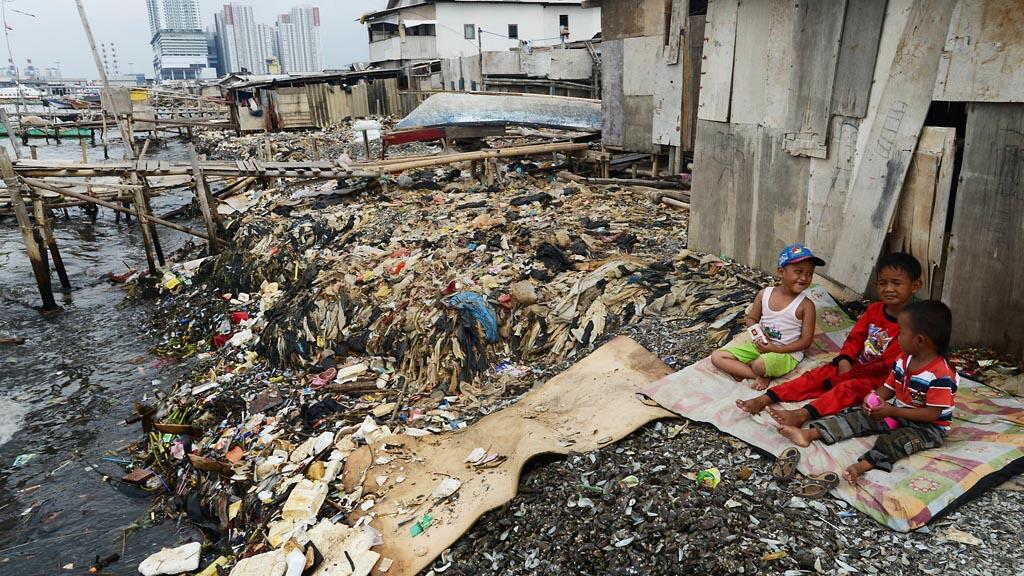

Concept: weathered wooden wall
[[690, 121, 809, 272], [934, 0, 1024, 102], [942, 103, 1024, 354], [596, 0, 703, 156]]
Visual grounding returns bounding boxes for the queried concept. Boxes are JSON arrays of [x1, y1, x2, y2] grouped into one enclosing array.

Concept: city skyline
[[0, 0, 386, 80], [214, 4, 323, 76]]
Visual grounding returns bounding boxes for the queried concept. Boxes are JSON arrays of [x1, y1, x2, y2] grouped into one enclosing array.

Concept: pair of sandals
[[772, 446, 839, 499]]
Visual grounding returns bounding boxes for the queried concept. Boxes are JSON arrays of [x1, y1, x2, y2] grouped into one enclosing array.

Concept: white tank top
[[760, 287, 807, 360]]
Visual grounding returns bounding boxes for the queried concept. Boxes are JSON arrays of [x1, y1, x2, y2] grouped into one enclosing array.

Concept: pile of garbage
[[194, 119, 440, 163], [160, 166, 744, 392], [124, 157, 760, 574]]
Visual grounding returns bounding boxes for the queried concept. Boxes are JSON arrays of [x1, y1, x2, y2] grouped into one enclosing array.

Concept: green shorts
[[722, 342, 800, 378]]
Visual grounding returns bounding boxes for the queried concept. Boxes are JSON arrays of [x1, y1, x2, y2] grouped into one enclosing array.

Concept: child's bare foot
[[777, 425, 815, 447], [753, 375, 771, 390], [768, 407, 810, 427], [843, 461, 875, 485], [736, 395, 771, 415]]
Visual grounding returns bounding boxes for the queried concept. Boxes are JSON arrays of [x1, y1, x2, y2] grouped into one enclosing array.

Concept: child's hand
[[865, 401, 892, 419], [754, 340, 779, 354]]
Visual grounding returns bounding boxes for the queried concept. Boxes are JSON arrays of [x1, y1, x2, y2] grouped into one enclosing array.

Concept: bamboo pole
[[23, 177, 222, 243], [1, 147, 56, 310]]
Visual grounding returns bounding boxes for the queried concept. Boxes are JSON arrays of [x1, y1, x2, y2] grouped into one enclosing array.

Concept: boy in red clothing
[[736, 253, 923, 426]]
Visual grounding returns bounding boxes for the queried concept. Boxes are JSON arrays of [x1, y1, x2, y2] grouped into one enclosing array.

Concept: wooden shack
[[581, 0, 704, 173], [224, 70, 406, 133], [683, 0, 1024, 355]]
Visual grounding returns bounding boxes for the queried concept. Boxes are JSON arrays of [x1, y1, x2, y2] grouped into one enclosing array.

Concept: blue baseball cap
[[778, 243, 826, 268]]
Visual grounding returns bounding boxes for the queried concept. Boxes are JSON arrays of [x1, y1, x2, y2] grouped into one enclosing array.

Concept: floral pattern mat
[[642, 285, 1024, 531]]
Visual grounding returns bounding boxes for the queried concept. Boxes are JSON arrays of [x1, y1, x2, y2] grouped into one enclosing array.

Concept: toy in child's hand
[[865, 391, 899, 429], [747, 323, 769, 346]]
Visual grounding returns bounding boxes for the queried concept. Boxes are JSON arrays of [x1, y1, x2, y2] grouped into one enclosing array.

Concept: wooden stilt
[[189, 145, 220, 254], [80, 136, 97, 221], [24, 178, 219, 242], [130, 176, 158, 275], [0, 147, 57, 310], [140, 176, 165, 266], [31, 193, 71, 291], [29, 145, 37, 160]]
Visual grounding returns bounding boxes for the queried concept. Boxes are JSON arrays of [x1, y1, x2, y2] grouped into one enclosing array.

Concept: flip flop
[[793, 472, 840, 499], [772, 446, 801, 480]]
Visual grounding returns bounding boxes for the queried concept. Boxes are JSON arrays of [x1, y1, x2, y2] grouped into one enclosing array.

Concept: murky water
[[0, 137, 204, 574]]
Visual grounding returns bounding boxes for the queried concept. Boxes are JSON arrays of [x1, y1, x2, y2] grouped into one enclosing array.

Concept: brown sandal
[[793, 472, 840, 499], [772, 447, 801, 480]]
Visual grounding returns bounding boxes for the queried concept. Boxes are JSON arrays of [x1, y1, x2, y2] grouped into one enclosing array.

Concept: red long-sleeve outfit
[[764, 302, 902, 418]]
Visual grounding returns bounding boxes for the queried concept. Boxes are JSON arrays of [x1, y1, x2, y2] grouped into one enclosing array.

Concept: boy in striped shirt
[[777, 300, 957, 484]]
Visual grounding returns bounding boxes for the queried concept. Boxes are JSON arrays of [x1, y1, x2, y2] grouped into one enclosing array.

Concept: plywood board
[[782, 0, 847, 159], [623, 95, 655, 153], [805, 115, 862, 263], [831, 0, 888, 118], [653, 42, 684, 146], [622, 36, 661, 97], [680, 14, 706, 152], [927, 124, 955, 299], [665, 0, 687, 65], [697, 0, 739, 122], [690, 120, 809, 272], [600, 0, 664, 40], [934, 0, 1024, 102], [825, 0, 956, 293], [343, 337, 674, 576], [728, 0, 796, 128], [601, 39, 625, 147], [549, 50, 593, 80], [942, 103, 1024, 352], [482, 51, 521, 76], [886, 126, 955, 294]]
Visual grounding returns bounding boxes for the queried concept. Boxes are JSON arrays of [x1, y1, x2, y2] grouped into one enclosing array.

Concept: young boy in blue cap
[[711, 244, 823, 390]]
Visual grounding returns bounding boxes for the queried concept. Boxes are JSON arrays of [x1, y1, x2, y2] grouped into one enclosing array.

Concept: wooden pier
[[2, 136, 588, 310]]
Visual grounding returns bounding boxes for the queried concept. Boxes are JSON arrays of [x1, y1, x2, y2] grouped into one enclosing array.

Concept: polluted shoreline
[[98, 123, 1024, 576]]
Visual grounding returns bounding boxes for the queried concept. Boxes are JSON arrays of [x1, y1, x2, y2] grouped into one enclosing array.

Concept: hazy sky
[[0, 0, 389, 79]]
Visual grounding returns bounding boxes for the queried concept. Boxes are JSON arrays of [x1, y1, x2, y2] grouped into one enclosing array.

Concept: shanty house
[[681, 0, 1023, 355], [364, 0, 601, 73], [221, 70, 405, 132]]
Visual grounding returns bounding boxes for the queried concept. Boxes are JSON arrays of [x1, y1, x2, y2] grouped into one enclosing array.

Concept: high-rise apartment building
[[214, 4, 270, 74], [275, 6, 323, 74], [146, 0, 213, 81], [210, 4, 321, 76]]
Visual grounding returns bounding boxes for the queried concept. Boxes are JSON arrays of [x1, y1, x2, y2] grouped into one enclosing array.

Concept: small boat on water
[[0, 83, 44, 103]]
